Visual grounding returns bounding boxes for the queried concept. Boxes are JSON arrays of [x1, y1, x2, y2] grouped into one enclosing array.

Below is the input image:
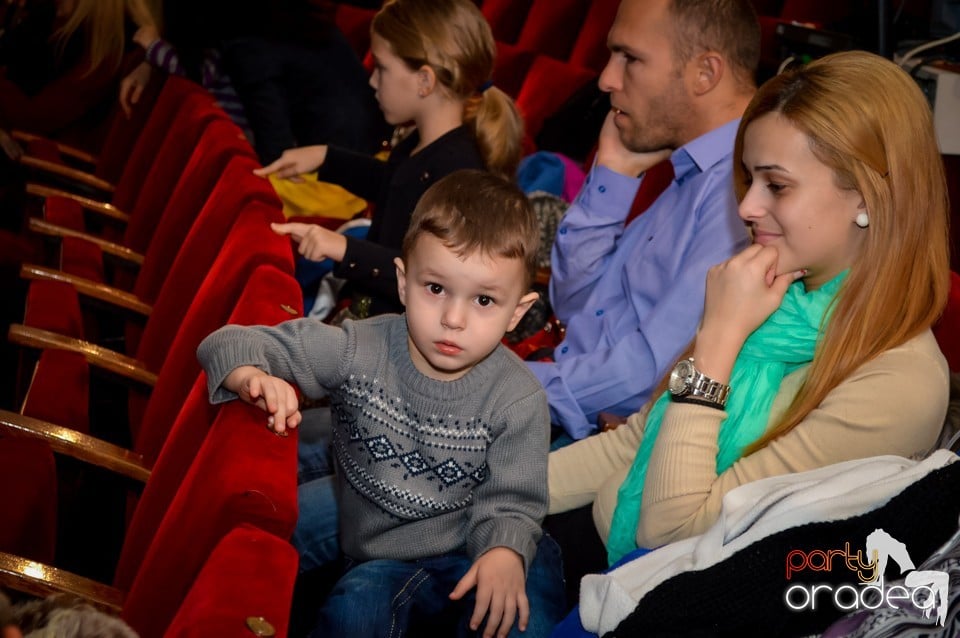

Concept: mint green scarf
[[606, 272, 846, 565]]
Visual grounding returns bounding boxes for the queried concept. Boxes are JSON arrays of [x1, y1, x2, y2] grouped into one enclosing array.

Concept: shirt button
[[348, 262, 357, 269], [559, 227, 568, 235], [561, 346, 569, 354], [371, 268, 380, 277], [420, 171, 430, 182], [598, 185, 606, 193], [596, 309, 604, 316]]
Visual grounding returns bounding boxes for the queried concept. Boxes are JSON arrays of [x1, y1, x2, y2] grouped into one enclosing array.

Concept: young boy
[[197, 170, 564, 637]]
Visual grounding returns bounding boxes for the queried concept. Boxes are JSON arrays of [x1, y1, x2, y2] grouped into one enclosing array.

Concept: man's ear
[[690, 51, 723, 96], [394, 257, 408, 307], [507, 291, 540, 332]]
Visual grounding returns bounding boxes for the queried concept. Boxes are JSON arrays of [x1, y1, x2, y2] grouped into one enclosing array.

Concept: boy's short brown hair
[[401, 169, 539, 289]]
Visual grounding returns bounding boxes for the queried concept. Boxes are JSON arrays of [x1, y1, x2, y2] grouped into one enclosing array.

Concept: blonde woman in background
[[0, 0, 144, 149]]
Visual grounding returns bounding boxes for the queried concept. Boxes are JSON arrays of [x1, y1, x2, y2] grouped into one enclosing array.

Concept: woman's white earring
[[855, 211, 869, 228]]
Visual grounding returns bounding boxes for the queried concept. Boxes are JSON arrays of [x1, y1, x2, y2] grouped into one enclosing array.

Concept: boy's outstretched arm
[[449, 546, 528, 638], [223, 365, 302, 433]]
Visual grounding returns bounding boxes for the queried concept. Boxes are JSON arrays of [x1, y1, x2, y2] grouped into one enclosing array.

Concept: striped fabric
[[145, 39, 254, 142]]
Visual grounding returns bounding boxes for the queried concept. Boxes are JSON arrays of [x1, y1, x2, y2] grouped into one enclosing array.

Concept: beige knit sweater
[[548, 330, 949, 549]]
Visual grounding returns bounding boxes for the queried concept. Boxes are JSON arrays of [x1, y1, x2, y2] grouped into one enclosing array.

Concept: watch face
[[669, 359, 694, 395]]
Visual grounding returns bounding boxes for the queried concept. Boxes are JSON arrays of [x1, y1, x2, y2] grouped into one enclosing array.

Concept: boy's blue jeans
[[312, 535, 566, 638], [293, 408, 568, 636], [293, 407, 339, 571]]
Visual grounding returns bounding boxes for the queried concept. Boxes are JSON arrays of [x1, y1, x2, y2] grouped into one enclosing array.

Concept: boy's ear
[[394, 257, 408, 307], [506, 291, 539, 332]]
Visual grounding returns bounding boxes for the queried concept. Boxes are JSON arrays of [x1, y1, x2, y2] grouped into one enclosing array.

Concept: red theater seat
[[21, 75, 204, 211], [162, 524, 298, 638], [481, 0, 535, 45], [515, 0, 591, 62], [19, 153, 277, 362], [9, 200, 294, 450], [0, 438, 57, 564], [0, 266, 303, 618], [0, 399, 298, 638], [567, 0, 620, 73], [934, 271, 960, 373], [14, 69, 166, 187]]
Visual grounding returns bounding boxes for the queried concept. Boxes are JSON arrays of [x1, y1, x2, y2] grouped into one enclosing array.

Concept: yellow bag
[[268, 172, 369, 220]]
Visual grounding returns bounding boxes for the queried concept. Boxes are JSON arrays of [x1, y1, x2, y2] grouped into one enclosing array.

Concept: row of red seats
[[0, 74, 305, 636]]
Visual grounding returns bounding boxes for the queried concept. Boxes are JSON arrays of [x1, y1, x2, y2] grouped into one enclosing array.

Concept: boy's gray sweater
[[197, 314, 549, 569]]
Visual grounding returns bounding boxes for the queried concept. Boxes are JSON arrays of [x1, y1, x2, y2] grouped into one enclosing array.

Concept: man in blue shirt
[[529, 0, 758, 439]]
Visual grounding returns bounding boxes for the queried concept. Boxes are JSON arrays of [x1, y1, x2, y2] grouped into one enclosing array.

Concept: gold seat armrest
[[26, 183, 129, 224], [12, 131, 98, 165], [19, 156, 115, 193], [8, 324, 157, 388], [21, 264, 152, 318], [27, 217, 144, 267], [0, 409, 150, 483], [0, 551, 124, 613]]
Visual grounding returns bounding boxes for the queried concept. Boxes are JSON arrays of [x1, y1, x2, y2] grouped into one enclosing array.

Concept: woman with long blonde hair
[[52, 0, 128, 75], [548, 50, 951, 565], [0, 0, 141, 147]]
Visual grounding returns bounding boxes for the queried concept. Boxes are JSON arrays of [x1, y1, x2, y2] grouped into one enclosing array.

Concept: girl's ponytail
[[464, 86, 524, 179]]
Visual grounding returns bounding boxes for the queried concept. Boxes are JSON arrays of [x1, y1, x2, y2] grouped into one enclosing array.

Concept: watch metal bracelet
[[672, 394, 727, 410]]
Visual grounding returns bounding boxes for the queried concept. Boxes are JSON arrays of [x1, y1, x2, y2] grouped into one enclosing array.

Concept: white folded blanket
[[580, 449, 959, 635]]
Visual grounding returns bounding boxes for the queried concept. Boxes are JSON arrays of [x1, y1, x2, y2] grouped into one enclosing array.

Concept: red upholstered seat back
[[120, 400, 299, 638], [161, 524, 298, 638], [121, 94, 228, 254], [117, 264, 303, 590], [481, 0, 534, 44], [21, 349, 90, 435], [94, 71, 167, 184], [128, 202, 293, 439], [515, 0, 590, 61], [23, 280, 84, 339], [567, 0, 620, 73], [131, 125, 262, 305], [111, 76, 209, 214], [333, 3, 378, 58], [517, 55, 598, 141], [0, 438, 58, 564], [934, 271, 960, 372]]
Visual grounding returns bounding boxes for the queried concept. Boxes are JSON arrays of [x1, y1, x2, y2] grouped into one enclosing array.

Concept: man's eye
[[476, 295, 494, 307]]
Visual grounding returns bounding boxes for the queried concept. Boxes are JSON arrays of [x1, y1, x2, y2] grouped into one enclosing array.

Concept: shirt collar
[[670, 118, 741, 182]]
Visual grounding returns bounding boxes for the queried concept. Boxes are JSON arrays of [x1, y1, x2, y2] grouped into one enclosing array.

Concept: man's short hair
[[667, 0, 760, 87], [402, 169, 539, 289]]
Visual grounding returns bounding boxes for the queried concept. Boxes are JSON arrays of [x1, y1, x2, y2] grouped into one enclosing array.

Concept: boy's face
[[395, 234, 538, 382]]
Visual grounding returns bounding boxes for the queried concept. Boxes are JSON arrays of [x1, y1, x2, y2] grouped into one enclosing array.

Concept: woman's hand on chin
[[701, 245, 805, 344]]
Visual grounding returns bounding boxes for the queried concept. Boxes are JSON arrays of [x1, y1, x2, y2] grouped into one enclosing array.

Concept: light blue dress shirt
[[528, 119, 751, 439]]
